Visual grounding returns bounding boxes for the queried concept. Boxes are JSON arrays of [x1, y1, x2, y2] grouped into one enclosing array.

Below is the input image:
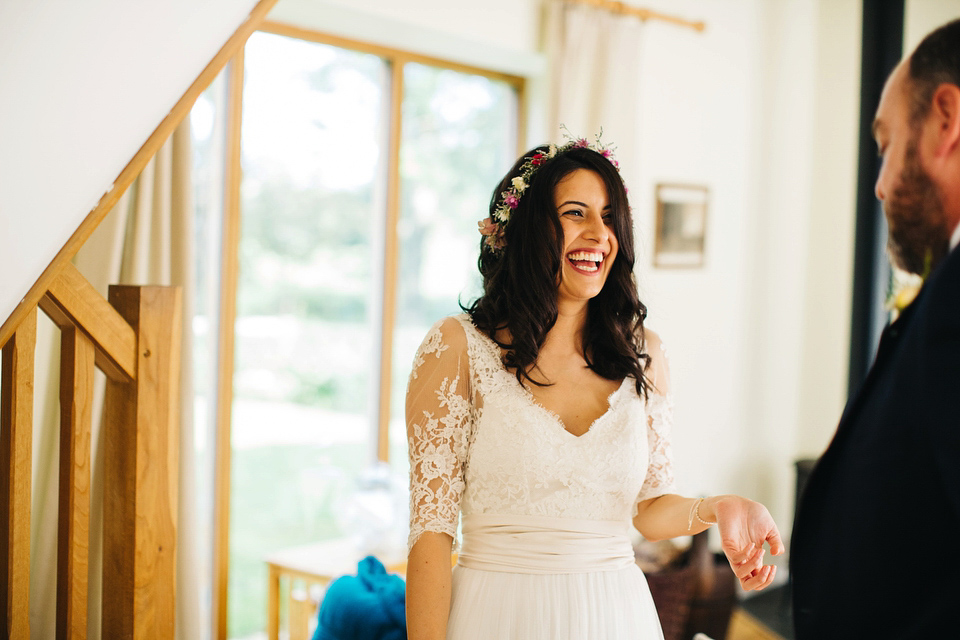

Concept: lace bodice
[[407, 314, 676, 550]]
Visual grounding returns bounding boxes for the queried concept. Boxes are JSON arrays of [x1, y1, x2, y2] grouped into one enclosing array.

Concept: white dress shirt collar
[[951, 219, 960, 251]]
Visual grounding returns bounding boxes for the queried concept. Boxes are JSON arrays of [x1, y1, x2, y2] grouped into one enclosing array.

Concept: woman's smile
[[565, 249, 606, 274]]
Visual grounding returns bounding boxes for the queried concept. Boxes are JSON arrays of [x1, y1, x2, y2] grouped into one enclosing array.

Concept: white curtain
[[543, 0, 645, 189], [28, 122, 201, 639]]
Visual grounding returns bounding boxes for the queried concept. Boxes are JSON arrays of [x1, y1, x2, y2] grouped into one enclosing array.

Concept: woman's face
[[553, 168, 619, 306]]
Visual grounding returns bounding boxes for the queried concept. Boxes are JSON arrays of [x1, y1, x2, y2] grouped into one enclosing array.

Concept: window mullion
[[213, 49, 245, 640], [375, 57, 405, 463]]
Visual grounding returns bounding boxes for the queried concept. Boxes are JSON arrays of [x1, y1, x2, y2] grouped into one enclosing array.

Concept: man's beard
[[885, 137, 950, 276]]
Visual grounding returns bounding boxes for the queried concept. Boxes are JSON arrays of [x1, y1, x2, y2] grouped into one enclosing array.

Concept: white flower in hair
[[511, 177, 527, 192]]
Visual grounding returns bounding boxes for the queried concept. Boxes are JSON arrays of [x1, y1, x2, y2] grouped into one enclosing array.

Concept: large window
[[190, 25, 521, 638]]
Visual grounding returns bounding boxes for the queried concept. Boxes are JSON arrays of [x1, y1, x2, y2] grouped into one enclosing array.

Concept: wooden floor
[[726, 608, 786, 640]]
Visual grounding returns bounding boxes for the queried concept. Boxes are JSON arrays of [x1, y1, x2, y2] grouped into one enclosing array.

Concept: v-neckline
[[522, 376, 630, 439], [463, 316, 630, 439]]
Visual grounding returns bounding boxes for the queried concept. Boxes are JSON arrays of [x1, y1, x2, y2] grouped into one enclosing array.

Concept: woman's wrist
[[688, 495, 717, 529], [700, 495, 735, 525]]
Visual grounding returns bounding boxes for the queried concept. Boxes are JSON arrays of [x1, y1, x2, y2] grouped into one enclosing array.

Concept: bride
[[404, 137, 783, 639]]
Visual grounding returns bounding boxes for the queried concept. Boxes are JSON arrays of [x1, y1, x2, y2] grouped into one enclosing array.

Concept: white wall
[[0, 0, 262, 330], [796, 0, 861, 457], [630, 0, 774, 505], [617, 0, 862, 536], [904, 0, 960, 52]]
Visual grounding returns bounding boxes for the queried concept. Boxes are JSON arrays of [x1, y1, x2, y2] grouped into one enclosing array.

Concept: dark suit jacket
[[791, 243, 960, 639]]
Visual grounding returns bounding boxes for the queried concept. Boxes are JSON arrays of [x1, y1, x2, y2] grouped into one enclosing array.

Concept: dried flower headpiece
[[478, 128, 620, 251]]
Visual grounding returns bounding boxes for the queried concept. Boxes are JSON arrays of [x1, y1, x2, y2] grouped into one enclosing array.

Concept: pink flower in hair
[[477, 217, 498, 237]]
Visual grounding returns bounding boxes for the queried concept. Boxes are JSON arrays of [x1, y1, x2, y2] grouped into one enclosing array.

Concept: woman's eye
[[562, 209, 584, 217]]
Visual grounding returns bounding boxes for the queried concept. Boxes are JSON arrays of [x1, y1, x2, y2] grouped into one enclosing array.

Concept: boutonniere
[[885, 252, 931, 321]]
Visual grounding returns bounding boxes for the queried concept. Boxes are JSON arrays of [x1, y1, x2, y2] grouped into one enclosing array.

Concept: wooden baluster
[[0, 309, 37, 639], [57, 326, 95, 639], [102, 286, 181, 640]]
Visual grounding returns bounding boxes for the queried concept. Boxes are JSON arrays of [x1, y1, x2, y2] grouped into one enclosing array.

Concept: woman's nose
[[585, 213, 609, 242]]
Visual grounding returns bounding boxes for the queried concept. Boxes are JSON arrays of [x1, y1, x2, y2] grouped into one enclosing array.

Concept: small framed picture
[[653, 184, 709, 268]]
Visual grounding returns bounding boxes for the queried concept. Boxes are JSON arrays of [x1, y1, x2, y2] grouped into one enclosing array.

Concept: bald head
[[905, 18, 960, 126]]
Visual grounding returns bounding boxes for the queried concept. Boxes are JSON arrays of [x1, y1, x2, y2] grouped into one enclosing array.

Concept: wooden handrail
[[40, 262, 137, 381]]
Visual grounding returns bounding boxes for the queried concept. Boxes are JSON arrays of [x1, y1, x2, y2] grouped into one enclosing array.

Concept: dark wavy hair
[[907, 18, 960, 127], [464, 145, 652, 398]]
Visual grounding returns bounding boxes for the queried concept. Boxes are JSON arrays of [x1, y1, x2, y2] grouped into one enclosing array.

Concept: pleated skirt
[[446, 562, 664, 639]]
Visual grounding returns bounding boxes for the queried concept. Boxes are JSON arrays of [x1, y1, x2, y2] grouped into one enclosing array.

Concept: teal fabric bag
[[311, 555, 406, 640]]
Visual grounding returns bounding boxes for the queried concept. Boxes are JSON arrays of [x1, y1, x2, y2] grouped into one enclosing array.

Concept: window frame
[[212, 22, 526, 639]]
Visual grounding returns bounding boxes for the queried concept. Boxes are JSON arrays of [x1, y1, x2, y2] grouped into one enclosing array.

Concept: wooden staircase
[[1, 263, 181, 639]]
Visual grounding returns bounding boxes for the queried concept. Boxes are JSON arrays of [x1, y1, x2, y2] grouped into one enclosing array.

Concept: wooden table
[[265, 539, 407, 640]]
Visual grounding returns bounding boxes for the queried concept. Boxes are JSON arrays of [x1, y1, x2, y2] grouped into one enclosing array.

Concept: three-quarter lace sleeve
[[406, 317, 473, 551], [636, 330, 677, 504]]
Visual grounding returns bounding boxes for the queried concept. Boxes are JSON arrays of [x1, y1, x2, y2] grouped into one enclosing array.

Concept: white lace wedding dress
[[407, 314, 675, 639]]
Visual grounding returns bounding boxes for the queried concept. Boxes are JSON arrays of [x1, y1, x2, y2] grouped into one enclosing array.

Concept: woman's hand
[[704, 495, 784, 592]]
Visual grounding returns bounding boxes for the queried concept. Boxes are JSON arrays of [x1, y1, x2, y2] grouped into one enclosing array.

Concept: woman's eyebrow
[[558, 200, 611, 209]]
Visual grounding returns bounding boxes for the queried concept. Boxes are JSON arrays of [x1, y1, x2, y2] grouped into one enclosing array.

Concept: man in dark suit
[[791, 19, 960, 639]]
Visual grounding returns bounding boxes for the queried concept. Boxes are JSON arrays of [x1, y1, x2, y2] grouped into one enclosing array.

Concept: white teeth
[[567, 251, 604, 262], [567, 250, 602, 272]]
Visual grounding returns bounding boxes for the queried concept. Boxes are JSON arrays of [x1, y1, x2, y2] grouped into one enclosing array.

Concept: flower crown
[[478, 130, 620, 251]]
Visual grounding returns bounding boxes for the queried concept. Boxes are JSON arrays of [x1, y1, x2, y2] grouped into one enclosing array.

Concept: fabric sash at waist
[[457, 513, 636, 574]]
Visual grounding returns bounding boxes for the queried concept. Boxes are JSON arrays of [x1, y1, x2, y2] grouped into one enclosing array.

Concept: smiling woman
[[404, 139, 785, 640]]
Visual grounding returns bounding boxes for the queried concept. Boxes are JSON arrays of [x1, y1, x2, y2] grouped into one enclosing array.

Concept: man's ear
[[931, 83, 960, 158]]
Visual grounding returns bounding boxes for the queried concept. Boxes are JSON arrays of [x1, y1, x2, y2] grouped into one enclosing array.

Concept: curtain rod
[[564, 0, 706, 32]]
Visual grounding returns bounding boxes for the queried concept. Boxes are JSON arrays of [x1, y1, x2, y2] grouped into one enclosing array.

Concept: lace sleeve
[[406, 317, 473, 551], [636, 330, 677, 505]]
